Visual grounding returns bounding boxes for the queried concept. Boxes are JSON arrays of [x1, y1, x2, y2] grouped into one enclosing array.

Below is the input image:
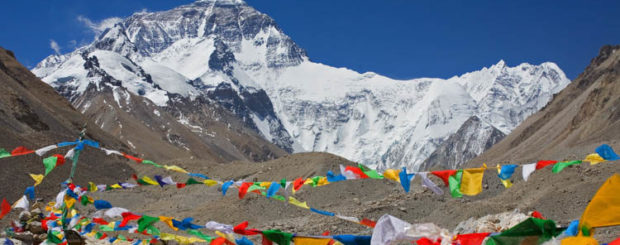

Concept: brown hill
[[0, 47, 135, 202], [468, 45, 620, 166]]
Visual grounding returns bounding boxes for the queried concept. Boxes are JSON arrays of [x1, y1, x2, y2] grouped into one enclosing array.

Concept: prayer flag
[[431, 170, 457, 187], [579, 174, 620, 232], [583, 153, 605, 165], [460, 166, 485, 196], [552, 161, 582, 173], [595, 144, 619, 160], [536, 160, 558, 170]]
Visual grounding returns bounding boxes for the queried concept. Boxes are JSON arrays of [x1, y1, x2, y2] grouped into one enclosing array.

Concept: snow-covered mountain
[[33, 0, 571, 170]]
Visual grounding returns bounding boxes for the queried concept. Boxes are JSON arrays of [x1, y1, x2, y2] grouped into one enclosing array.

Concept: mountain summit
[[33, 1, 570, 170]]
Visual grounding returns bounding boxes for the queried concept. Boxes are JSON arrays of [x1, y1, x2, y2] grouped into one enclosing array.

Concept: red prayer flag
[[261, 234, 274, 245], [431, 170, 458, 186], [92, 217, 110, 225], [132, 174, 138, 180], [416, 238, 441, 245], [176, 183, 187, 189], [344, 166, 369, 178], [531, 211, 545, 219], [0, 198, 10, 219], [10, 146, 34, 156], [52, 154, 66, 166], [359, 218, 376, 228], [609, 237, 620, 245], [233, 221, 262, 236], [535, 160, 558, 170], [41, 218, 49, 231], [322, 231, 330, 236], [239, 182, 252, 199], [455, 233, 490, 245], [122, 153, 143, 163], [210, 237, 226, 245], [293, 177, 304, 191], [120, 212, 142, 227], [59, 241, 67, 245]]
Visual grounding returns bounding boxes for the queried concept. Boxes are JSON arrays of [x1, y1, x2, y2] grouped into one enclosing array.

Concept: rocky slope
[[467, 45, 620, 166], [0, 47, 134, 202], [33, 0, 570, 171]]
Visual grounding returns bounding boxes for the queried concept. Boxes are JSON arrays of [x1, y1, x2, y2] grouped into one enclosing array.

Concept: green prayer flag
[[311, 176, 321, 186], [47, 230, 63, 244], [142, 160, 162, 168], [272, 195, 286, 201], [449, 170, 463, 198], [187, 230, 214, 242], [247, 185, 265, 192], [358, 163, 384, 179], [146, 225, 160, 236], [186, 178, 202, 185], [99, 225, 114, 232], [137, 215, 160, 233], [263, 229, 293, 245], [118, 235, 127, 241], [95, 232, 103, 239], [80, 196, 90, 206], [280, 178, 286, 188], [485, 218, 564, 245], [552, 160, 582, 173], [0, 149, 10, 158], [43, 155, 59, 176]]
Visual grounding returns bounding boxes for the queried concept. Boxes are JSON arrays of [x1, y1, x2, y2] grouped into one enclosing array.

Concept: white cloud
[[49, 39, 61, 54], [77, 15, 123, 35]]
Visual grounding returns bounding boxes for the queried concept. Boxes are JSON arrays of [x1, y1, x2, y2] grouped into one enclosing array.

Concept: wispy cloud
[[77, 15, 123, 35], [49, 39, 61, 54]]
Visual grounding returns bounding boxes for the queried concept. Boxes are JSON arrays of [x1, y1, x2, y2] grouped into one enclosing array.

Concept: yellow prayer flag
[[203, 179, 218, 187], [109, 183, 123, 189], [159, 216, 178, 231], [317, 177, 329, 186], [164, 165, 188, 174], [583, 153, 605, 165], [292, 237, 333, 245], [383, 169, 401, 182], [496, 164, 512, 189], [88, 182, 98, 192], [64, 196, 76, 209], [579, 174, 620, 231], [561, 236, 599, 245], [140, 176, 159, 186], [460, 165, 486, 196], [30, 173, 44, 186], [260, 182, 272, 188], [288, 196, 310, 209], [304, 178, 314, 185]]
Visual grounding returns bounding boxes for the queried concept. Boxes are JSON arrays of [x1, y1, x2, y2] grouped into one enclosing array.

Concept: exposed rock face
[[468, 45, 620, 166], [420, 116, 506, 170]]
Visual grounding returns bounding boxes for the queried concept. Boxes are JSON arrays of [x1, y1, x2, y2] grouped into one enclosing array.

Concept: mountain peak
[[195, 0, 246, 5]]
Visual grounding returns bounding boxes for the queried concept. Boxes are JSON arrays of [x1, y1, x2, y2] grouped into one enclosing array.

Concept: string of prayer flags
[[535, 160, 558, 170], [42, 154, 65, 175], [584, 153, 605, 165], [578, 174, 620, 233], [552, 160, 582, 173], [595, 144, 619, 161]]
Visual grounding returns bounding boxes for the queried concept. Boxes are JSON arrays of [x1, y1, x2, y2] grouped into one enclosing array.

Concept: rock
[[12, 231, 34, 243], [26, 221, 44, 234], [18, 211, 31, 222], [352, 198, 361, 205]]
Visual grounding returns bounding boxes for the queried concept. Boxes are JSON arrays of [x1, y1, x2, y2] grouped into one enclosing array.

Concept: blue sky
[[1, 0, 618, 79]]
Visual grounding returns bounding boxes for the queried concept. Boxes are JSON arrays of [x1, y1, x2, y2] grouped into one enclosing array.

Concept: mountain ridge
[[33, 0, 570, 170]]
